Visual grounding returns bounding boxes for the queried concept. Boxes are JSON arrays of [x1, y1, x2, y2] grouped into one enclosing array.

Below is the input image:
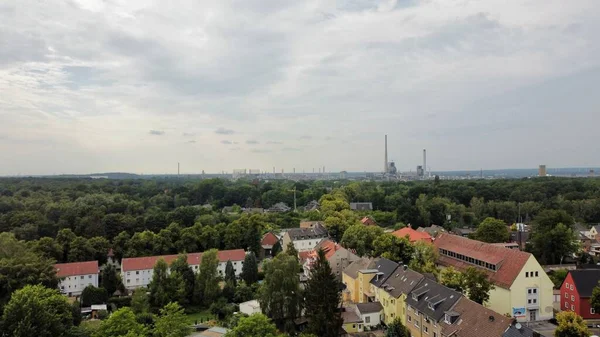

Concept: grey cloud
[[216, 127, 235, 135], [149, 130, 165, 136], [266, 141, 283, 145], [182, 132, 195, 137], [221, 140, 233, 145], [246, 140, 260, 144]]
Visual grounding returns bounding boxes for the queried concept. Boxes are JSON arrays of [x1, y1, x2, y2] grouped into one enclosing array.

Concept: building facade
[[561, 270, 600, 319], [435, 233, 554, 322], [282, 224, 327, 252], [302, 239, 359, 279], [405, 280, 463, 337], [121, 249, 245, 290], [55, 261, 99, 297]]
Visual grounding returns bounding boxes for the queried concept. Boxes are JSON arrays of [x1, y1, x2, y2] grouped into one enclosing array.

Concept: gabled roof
[[360, 217, 376, 226], [392, 227, 433, 243], [343, 257, 378, 279], [441, 296, 512, 337], [286, 225, 328, 241], [356, 302, 383, 314], [122, 249, 245, 272], [55, 261, 99, 277], [370, 258, 400, 288], [302, 240, 358, 266], [434, 233, 531, 289], [406, 280, 462, 322], [349, 202, 373, 211], [261, 232, 279, 247], [379, 266, 425, 298], [567, 270, 600, 297]]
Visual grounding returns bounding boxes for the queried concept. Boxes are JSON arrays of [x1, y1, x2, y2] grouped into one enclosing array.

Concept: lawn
[[185, 309, 214, 324]]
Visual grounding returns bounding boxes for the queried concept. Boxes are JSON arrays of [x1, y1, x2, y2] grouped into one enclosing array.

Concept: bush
[[97, 310, 109, 320], [108, 296, 132, 309]]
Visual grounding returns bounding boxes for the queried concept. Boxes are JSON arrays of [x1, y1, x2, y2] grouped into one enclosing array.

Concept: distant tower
[[293, 168, 296, 174], [177, 162, 180, 176], [273, 167, 275, 174], [539, 165, 547, 177], [384, 135, 389, 174], [423, 149, 427, 177]]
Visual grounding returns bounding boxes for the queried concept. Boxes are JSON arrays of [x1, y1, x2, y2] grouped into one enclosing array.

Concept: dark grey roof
[[406, 280, 462, 322], [453, 227, 475, 235], [287, 225, 328, 241], [350, 202, 373, 211], [341, 310, 362, 323], [370, 258, 399, 288], [502, 323, 540, 337], [343, 258, 378, 279], [380, 266, 424, 298], [569, 269, 600, 297], [356, 302, 383, 314]]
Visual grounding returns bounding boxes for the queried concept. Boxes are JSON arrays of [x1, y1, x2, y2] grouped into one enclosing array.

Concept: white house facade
[[282, 224, 328, 253], [121, 249, 246, 290], [55, 261, 99, 297]]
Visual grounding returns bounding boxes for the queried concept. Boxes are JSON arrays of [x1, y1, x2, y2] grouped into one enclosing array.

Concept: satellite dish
[[515, 323, 522, 329]]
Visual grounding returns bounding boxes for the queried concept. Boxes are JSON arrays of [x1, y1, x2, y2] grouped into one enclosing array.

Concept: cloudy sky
[[1, 0, 599, 175]]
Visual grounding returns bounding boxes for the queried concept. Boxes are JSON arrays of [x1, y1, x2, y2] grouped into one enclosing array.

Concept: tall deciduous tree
[[473, 217, 509, 243], [153, 302, 191, 337], [590, 282, 600, 314], [440, 267, 465, 293], [304, 249, 343, 337], [530, 223, 578, 265], [373, 234, 414, 263], [224, 313, 283, 337], [81, 285, 108, 307], [241, 253, 259, 286], [259, 253, 302, 332], [408, 241, 439, 276], [554, 311, 591, 337], [131, 288, 150, 315], [195, 249, 220, 306], [94, 307, 147, 337], [101, 264, 122, 296], [285, 242, 299, 261], [340, 225, 383, 257], [462, 267, 494, 304], [1, 285, 73, 337], [149, 258, 172, 309], [271, 241, 282, 257], [225, 260, 237, 287], [170, 255, 196, 305], [385, 317, 411, 337]]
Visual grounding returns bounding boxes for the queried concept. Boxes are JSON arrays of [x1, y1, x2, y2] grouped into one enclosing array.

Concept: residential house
[[239, 300, 261, 316], [268, 202, 291, 213], [191, 327, 230, 337], [440, 296, 512, 337], [342, 258, 378, 303], [121, 249, 245, 290], [417, 225, 445, 238], [434, 234, 554, 322], [451, 227, 475, 237], [578, 232, 593, 253], [282, 224, 328, 252], [392, 227, 433, 243], [560, 269, 600, 319], [375, 265, 425, 325], [302, 239, 359, 279], [509, 230, 530, 251], [586, 224, 600, 240], [260, 232, 280, 259], [342, 308, 364, 334], [360, 217, 377, 226], [242, 207, 264, 214], [55, 261, 99, 297], [491, 242, 520, 250], [350, 202, 373, 211], [405, 280, 463, 337], [304, 200, 320, 212], [502, 321, 541, 337], [368, 258, 401, 303], [355, 302, 383, 329], [300, 221, 323, 229]]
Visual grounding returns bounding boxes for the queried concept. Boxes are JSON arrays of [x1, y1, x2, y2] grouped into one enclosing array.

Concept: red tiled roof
[[360, 217, 376, 226], [55, 261, 99, 277], [392, 227, 433, 243], [434, 233, 531, 289], [122, 249, 245, 272], [261, 232, 279, 246], [441, 297, 512, 337]]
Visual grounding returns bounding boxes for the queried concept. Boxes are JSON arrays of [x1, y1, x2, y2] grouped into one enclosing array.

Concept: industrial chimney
[[384, 135, 388, 173], [423, 149, 427, 178]]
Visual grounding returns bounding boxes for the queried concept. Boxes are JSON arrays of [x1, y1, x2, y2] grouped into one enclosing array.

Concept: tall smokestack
[[384, 135, 388, 173], [423, 149, 427, 177]]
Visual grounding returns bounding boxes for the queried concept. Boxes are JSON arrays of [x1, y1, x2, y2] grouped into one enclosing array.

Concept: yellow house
[[435, 233, 554, 322], [342, 258, 377, 303], [374, 266, 425, 325]]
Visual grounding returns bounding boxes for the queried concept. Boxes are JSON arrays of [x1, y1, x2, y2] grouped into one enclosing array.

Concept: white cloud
[[1, 0, 600, 174]]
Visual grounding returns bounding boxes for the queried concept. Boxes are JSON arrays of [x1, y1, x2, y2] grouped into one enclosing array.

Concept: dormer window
[[412, 293, 418, 301], [445, 314, 451, 324]]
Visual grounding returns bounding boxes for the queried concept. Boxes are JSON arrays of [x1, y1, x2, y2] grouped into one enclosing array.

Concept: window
[[415, 320, 419, 328], [572, 295, 575, 301], [533, 289, 537, 294], [565, 293, 568, 298], [528, 299, 532, 304], [565, 302, 569, 308], [566, 282, 569, 288], [533, 299, 537, 304], [408, 315, 412, 322], [424, 326, 429, 334], [434, 333, 438, 337], [526, 272, 529, 277], [535, 271, 539, 277], [127, 272, 130, 276], [80, 276, 84, 280], [365, 316, 370, 323], [592, 308, 596, 314], [528, 289, 532, 294], [353, 324, 356, 329], [88, 275, 92, 279], [571, 305, 575, 311], [571, 285, 574, 291], [127, 279, 131, 283], [136, 271, 140, 275]]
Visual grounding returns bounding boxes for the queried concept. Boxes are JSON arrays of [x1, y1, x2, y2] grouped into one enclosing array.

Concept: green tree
[[554, 311, 591, 337], [385, 317, 411, 337], [463, 267, 494, 304], [409, 241, 439, 276], [440, 267, 464, 293], [241, 252, 259, 286], [0, 233, 58, 312], [473, 217, 509, 243], [149, 258, 172, 309], [234, 281, 254, 303], [224, 313, 283, 337], [131, 288, 150, 315], [170, 255, 196, 305], [225, 260, 237, 287], [81, 285, 109, 307], [259, 253, 302, 332], [304, 249, 343, 337], [100, 264, 122, 296], [1, 285, 73, 337], [285, 242, 299, 261], [340, 224, 384, 257], [195, 249, 220, 306], [153, 302, 191, 337], [551, 269, 569, 289], [373, 234, 414, 263], [271, 241, 282, 257], [530, 223, 578, 265], [94, 307, 147, 337], [590, 281, 600, 314]]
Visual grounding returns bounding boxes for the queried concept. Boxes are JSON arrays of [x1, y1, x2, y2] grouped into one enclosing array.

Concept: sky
[[1, 0, 600, 175]]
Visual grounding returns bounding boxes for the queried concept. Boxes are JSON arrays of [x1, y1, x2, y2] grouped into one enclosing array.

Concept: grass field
[[185, 309, 214, 324]]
